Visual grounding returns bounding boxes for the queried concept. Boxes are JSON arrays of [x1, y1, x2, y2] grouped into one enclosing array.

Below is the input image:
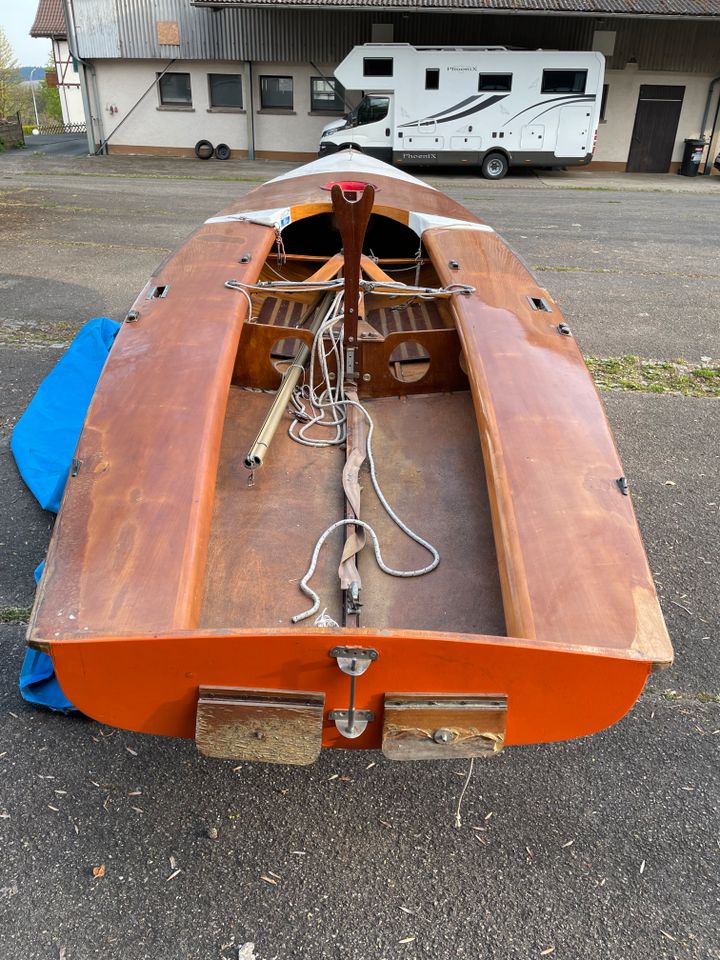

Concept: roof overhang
[[190, 0, 720, 18], [30, 0, 68, 39]]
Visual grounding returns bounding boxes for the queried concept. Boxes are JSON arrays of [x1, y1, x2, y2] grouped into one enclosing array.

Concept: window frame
[[157, 71, 192, 108], [259, 74, 294, 111], [540, 69, 588, 95], [355, 95, 390, 126], [207, 72, 243, 111], [477, 73, 513, 93], [600, 83, 609, 122], [362, 58, 393, 78], [310, 76, 344, 113], [425, 68, 440, 91]]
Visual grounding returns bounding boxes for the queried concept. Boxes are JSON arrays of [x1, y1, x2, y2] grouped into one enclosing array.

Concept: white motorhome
[[319, 45, 605, 178]]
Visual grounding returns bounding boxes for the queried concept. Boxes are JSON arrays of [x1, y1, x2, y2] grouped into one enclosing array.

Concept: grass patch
[[587, 356, 720, 397], [536, 264, 720, 280], [21, 170, 267, 184], [647, 687, 720, 704], [0, 321, 80, 348], [0, 607, 32, 624]]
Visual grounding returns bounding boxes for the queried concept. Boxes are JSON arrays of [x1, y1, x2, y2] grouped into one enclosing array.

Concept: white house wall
[[596, 68, 718, 167], [53, 39, 86, 127], [93, 59, 345, 158]]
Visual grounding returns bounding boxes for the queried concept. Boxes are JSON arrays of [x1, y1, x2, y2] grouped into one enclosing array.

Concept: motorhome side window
[[477, 74, 512, 92], [356, 96, 390, 125], [426, 69, 440, 90], [363, 58, 393, 78], [541, 70, 588, 94]]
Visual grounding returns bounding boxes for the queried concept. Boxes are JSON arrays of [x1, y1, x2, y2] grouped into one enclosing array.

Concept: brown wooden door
[[627, 85, 685, 173]]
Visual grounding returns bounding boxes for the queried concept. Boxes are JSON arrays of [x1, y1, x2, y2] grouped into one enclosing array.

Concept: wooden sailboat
[[28, 152, 672, 763]]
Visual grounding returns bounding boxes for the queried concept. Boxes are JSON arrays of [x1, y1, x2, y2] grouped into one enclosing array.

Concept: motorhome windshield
[[350, 96, 390, 126]]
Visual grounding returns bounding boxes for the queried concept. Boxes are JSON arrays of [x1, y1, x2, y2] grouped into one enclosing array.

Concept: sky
[[1, 4, 52, 67]]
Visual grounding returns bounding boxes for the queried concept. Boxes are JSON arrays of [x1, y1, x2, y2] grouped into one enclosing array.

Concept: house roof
[[191, 0, 720, 15], [30, 0, 67, 39]]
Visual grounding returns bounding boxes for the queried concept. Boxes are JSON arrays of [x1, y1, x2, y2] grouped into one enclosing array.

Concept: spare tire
[[214, 143, 231, 161], [194, 139, 214, 160]]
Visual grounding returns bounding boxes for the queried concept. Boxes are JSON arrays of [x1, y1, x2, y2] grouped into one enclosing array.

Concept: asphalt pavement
[[0, 148, 718, 960], [19, 134, 89, 159]]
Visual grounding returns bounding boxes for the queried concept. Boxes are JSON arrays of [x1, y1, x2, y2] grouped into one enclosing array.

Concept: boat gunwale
[[29, 625, 671, 669]]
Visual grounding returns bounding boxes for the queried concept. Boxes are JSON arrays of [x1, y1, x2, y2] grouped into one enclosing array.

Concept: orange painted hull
[[51, 629, 649, 748]]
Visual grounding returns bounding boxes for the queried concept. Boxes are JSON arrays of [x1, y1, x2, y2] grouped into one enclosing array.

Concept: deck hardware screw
[[433, 728, 456, 744], [557, 323, 572, 336], [125, 309, 139, 323], [449, 260, 460, 270], [362, 373, 371, 382], [239, 254, 252, 263]]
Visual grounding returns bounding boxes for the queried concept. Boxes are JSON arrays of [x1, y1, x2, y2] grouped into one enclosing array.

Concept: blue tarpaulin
[[12, 317, 121, 712]]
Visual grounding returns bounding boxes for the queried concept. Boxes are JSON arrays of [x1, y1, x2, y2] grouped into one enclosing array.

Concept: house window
[[478, 74, 512, 92], [260, 75, 293, 110], [208, 73, 242, 109], [425, 69, 440, 91], [541, 70, 587, 94], [600, 84, 609, 121], [158, 72, 192, 107], [310, 77, 344, 112], [363, 58, 393, 78]]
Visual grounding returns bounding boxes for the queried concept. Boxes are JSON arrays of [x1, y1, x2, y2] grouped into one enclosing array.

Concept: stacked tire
[[194, 140, 231, 161]]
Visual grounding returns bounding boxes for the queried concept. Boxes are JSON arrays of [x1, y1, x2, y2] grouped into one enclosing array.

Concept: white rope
[[225, 277, 475, 300], [225, 282, 255, 321], [292, 517, 439, 623], [454, 758, 476, 829], [289, 295, 440, 624], [314, 608, 340, 628]]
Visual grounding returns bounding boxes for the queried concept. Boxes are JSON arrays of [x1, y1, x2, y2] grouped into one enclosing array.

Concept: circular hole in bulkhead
[[388, 340, 430, 383], [269, 337, 305, 374]]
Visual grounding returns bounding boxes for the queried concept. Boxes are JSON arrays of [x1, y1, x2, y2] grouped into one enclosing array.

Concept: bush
[[22, 123, 34, 134]]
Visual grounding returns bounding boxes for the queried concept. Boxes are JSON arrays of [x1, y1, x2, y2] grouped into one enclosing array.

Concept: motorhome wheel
[[481, 153, 508, 180]]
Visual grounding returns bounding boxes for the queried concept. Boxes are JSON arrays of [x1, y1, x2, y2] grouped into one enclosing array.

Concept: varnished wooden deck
[[200, 388, 504, 636]]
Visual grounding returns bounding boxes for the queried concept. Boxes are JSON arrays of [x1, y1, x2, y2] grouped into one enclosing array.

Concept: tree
[[0, 27, 21, 119], [39, 53, 63, 123]]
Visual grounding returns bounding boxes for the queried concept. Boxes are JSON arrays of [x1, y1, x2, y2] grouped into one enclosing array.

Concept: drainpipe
[[61, 0, 96, 153], [700, 75, 720, 175], [703, 93, 720, 176], [86, 64, 105, 152], [246, 61, 256, 160], [699, 76, 720, 140]]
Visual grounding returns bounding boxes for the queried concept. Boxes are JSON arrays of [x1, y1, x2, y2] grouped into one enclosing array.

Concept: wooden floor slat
[[199, 388, 504, 636]]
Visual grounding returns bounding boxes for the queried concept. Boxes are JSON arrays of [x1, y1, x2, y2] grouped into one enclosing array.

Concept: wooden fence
[[0, 113, 25, 150]]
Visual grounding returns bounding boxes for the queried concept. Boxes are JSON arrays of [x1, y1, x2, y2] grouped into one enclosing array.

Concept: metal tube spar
[[244, 293, 335, 470], [244, 350, 309, 470]]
